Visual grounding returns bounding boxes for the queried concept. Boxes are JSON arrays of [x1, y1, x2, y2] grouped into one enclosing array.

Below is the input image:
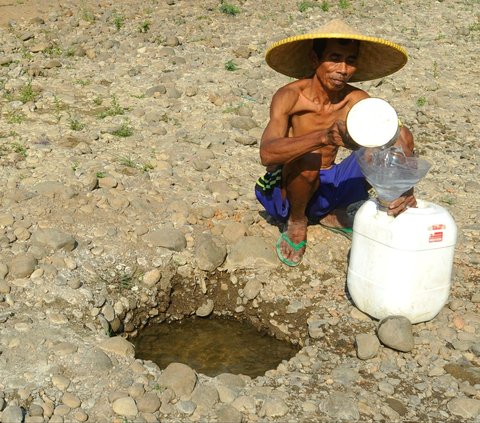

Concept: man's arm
[[259, 88, 347, 167]]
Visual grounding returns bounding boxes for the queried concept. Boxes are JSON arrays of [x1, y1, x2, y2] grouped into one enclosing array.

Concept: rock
[[136, 393, 161, 413], [98, 337, 135, 358], [230, 116, 257, 131], [158, 363, 197, 399], [261, 398, 289, 417], [143, 228, 186, 251], [232, 395, 256, 414], [195, 235, 227, 271], [31, 229, 76, 252], [191, 385, 219, 413], [217, 404, 243, 423], [62, 392, 81, 408], [355, 333, 380, 360], [225, 237, 277, 268], [34, 181, 75, 199], [319, 392, 360, 421], [377, 316, 414, 352], [243, 279, 262, 300], [0, 262, 9, 278], [307, 315, 327, 339], [447, 398, 480, 419], [176, 400, 196, 415], [142, 269, 161, 287], [1, 405, 24, 423], [112, 397, 138, 417], [9, 253, 37, 278], [196, 299, 214, 317], [215, 373, 246, 388], [222, 222, 247, 243]]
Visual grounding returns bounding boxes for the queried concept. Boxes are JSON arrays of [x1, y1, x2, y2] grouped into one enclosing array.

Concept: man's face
[[314, 39, 358, 91]]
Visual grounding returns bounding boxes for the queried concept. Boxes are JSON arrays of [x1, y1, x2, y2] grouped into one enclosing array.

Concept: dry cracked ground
[[0, 0, 479, 422]]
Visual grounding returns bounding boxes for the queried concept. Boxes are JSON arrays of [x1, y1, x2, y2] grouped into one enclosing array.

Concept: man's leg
[[278, 152, 322, 265]]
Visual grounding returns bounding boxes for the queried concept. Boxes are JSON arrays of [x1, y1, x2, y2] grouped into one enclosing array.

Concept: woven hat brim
[[266, 33, 408, 82]]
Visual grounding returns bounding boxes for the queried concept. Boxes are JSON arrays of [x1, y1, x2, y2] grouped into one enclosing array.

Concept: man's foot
[[276, 218, 308, 267], [319, 209, 354, 240]]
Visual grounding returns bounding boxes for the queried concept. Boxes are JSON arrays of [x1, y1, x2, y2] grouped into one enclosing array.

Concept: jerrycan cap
[[346, 98, 399, 148]]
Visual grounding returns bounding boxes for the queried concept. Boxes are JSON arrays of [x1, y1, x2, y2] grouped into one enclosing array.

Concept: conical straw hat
[[266, 19, 408, 82]]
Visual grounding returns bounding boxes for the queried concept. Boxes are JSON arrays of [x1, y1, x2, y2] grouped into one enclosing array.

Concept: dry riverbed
[[0, 0, 479, 422]]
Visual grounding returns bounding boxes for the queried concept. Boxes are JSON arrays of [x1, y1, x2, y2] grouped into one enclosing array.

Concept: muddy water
[[133, 318, 300, 377]]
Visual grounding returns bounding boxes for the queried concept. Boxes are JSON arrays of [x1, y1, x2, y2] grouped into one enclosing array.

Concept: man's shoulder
[[344, 85, 369, 103]]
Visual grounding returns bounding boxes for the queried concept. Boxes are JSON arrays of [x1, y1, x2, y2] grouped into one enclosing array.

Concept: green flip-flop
[[319, 223, 353, 240], [276, 232, 307, 267]]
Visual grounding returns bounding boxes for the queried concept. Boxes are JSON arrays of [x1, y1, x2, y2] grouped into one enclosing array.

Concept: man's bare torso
[[284, 79, 367, 168]]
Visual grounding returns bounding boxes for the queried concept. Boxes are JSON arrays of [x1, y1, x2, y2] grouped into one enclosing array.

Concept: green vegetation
[[93, 96, 103, 106], [75, 78, 91, 86], [469, 21, 480, 31], [96, 171, 106, 178], [321, 1, 330, 11], [339, 0, 350, 9], [220, 1, 240, 15], [118, 155, 137, 168], [298, 1, 318, 12], [433, 61, 439, 78], [225, 60, 238, 71], [19, 82, 38, 103], [71, 161, 79, 172], [111, 121, 133, 137], [6, 111, 26, 124], [138, 20, 151, 33], [113, 13, 125, 31], [11, 142, 27, 157], [81, 8, 95, 23], [416, 96, 427, 107], [68, 117, 85, 131], [98, 95, 125, 118]]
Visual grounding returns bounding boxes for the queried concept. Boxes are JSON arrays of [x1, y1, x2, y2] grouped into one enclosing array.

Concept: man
[[255, 19, 416, 267]]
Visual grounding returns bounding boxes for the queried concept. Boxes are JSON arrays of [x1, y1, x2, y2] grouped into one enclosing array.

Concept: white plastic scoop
[[346, 98, 399, 148]]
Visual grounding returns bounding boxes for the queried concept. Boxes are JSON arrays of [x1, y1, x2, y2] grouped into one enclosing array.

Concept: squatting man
[[255, 19, 416, 267]]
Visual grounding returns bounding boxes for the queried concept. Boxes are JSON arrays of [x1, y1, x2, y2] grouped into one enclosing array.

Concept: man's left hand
[[387, 188, 416, 216]]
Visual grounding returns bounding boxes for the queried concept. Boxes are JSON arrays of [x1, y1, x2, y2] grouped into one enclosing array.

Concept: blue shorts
[[255, 152, 368, 222]]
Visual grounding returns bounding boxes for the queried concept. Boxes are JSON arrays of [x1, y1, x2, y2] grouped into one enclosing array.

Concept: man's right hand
[[328, 120, 359, 150]]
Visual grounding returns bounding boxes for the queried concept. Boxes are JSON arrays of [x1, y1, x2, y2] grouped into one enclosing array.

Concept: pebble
[[377, 316, 415, 352], [112, 397, 138, 417], [158, 363, 197, 399], [355, 333, 381, 360]]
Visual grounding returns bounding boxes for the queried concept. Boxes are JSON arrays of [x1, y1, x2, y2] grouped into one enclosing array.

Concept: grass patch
[[339, 0, 350, 8], [11, 142, 27, 157], [113, 13, 125, 31], [81, 8, 95, 23], [98, 95, 125, 119], [96, 171, 106, 178], [416, 96, 427, 107], [111, 121, 133, 137], [68, 117, 85, 131], [225, 60, 238, 71], [138, 21, 150, 33], [298, 1, 319, 12], [220, 1, 240, 15], [6, 111, 26, 124], [321, 1, 330, 11], [19, 82, 38, 104]]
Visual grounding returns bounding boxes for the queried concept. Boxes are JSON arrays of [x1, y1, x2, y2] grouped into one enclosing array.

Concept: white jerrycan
[[347, 199, 457, 324]]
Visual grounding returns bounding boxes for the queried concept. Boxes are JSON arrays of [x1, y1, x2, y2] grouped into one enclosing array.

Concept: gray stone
[[0, 262, 9, 278], [31, 229, 76, 252], [145, 85, 166, 97], [225, 237, 277, 269], [158, 363, 197, 399], [307, 315, 327, 339], [447, 397, 480, 419], [230, 116, 257, 131], [34, 181, 75, 199], [355, 333, 380, 360], [331, 366, 361, 386], [216, 404, 242, 423], [191, 384, 219, 413], [136, 393, 161, 413], [215, 373, 246, 388], [195, 235, 227, 271], [9, 253, 37, 278], [196, 299, 214, 317], [143, 228, 186, 251], [243, 279, 262, 300], [377, 316, 414, 352], [176, 400, 196, 415], [62, 392, 81, 408], [112, 397, 138, 417], [98, 337, 135, 358], [319, 392, 359, 421], [222, 222, 247, 243], [232, 395, 256, 414], [262, 398, 289, 417], [142, 269, 161, 287], [1, 406, 24, 423]]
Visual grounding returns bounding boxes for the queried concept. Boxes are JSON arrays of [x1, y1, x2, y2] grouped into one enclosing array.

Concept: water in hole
[[133, 318, 300, 377]]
